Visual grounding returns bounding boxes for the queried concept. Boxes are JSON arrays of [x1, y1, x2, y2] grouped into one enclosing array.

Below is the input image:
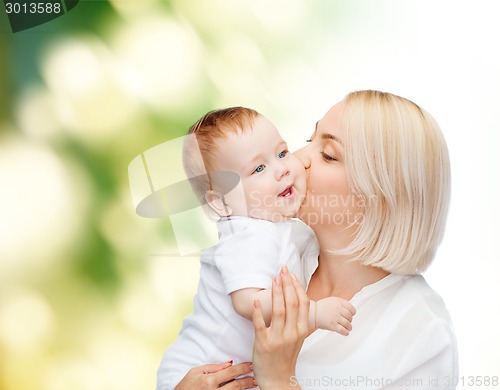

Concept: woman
[[175, 90, 458, 389]]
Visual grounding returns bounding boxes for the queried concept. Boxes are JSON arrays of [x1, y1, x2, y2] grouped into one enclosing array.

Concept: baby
[[156, 107, 356, 390]]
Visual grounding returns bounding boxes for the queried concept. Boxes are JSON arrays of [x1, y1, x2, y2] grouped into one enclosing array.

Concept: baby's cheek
[[296, 166, 307, 191], [245, 190, 264, 210], [291, 159, 306, 180], [292, 155, 306, 171]]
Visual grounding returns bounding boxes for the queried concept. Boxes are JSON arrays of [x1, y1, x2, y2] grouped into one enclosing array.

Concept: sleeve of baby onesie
[[214, 222, 282, 295]]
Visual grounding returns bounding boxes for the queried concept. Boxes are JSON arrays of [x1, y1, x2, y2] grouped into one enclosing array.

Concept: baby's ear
[[205, 190, 232, 217]]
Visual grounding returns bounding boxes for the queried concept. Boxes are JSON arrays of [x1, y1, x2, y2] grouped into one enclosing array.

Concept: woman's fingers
[[213, 362, 253, 385], [280, 267, 299, 328], [176, 362, 254, 390], [291, 272, 310, 335], [252, 299, 266, 339], [251, 268, 306, 389], [222, 376, 257, 389], [270, 275, 285, 330], [192, 361, 233, 374]]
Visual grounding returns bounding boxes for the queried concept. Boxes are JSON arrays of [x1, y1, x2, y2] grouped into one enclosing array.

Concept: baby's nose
[[276, 161, 290, 179]]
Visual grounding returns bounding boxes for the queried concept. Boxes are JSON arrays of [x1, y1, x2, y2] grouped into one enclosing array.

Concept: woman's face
[[294, 100, 359, 235]]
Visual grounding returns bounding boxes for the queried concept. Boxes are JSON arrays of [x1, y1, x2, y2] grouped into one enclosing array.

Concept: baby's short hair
[[183, 107, 259, 203]]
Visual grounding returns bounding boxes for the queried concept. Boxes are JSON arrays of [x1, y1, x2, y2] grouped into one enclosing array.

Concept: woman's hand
[[252, 267, 309, 390], [174, 361, 256, 390]]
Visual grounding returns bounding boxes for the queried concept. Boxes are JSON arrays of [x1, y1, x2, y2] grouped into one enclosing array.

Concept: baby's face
[[211, 115, 306, 222]]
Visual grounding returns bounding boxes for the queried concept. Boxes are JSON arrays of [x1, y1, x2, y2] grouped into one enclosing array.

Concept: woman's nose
[[294, 145, 311, 169]]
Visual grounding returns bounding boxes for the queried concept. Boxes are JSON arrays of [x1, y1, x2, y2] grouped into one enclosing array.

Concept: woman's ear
[[205, 190, 232, 217]]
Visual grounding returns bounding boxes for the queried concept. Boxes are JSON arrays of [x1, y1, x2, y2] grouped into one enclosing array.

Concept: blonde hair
[[341, 90, 451, 275], [182, 107, 258, 203]]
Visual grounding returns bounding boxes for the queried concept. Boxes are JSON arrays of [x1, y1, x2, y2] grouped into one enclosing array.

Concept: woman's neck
[[307, 229, 390, 301]]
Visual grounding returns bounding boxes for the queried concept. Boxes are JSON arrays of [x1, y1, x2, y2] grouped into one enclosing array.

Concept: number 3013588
[[445, 376, 499, 387], [5, 2, 62, 14]]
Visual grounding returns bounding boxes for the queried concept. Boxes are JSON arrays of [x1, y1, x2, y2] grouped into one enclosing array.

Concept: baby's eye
[[278, 150, 288, 158], [253, 165, 265, 174]]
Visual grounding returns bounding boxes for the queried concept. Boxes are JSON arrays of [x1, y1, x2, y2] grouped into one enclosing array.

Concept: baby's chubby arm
[[230, 283, 356, 335], [315, 296, 356, 336], [231, 288, 273, 326]]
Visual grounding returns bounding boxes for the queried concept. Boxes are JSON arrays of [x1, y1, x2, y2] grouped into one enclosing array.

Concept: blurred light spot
[[149, 257, 199, 309], [16, 86, 60, 138], [223, 35, 264, 70], [108, 0, 162, 20], [250, 0, 307, 35], [266, 62, 327, 148], [41, 37, 139, 138], [0, 290, 55, 351], [45, 358, 103, 390], [98, 189, 155, 255], [209, 71, 266, 109], [89, 334, 156, 390], [119, 280, 172, 335], [171, 0, 249, 33], [111, 16, 202, 113], [45, 40, 100, 93], [0, 139, 88, 276], [2, 353, 47, 390], [207, 34, 264, 91]]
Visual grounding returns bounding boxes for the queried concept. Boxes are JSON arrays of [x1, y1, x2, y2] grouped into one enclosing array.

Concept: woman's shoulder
[[391, 274, 454, 325], [357, 274, 453, 325], [360, 274, 457, 357], [392, 275, 458, 367]]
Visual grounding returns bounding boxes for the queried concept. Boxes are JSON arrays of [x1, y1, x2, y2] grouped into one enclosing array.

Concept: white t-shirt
[[156, 217, 319, 390], [295, 274, 459, 389]]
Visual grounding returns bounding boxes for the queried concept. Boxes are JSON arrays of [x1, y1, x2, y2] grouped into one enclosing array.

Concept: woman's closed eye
[[321, 151, 337, 162]]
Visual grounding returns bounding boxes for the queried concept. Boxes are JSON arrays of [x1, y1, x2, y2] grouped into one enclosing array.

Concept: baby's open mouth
[[278, 186, 293, 197]]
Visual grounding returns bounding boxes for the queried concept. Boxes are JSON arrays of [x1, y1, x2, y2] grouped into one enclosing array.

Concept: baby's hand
[[315, 297, 356, 336]]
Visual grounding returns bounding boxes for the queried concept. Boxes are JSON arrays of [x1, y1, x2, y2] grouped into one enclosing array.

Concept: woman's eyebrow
[[321, 133, 343, 145], [315, 122, 343, 145]]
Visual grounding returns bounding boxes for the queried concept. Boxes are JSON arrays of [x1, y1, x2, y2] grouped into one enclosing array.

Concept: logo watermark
[[290, 375, 500, 388], [128, 135, 378, 255], [2, 0, 80, 33]]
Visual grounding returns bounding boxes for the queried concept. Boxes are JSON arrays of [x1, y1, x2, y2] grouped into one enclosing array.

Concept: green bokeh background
[[1, 1, 499, 389]]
